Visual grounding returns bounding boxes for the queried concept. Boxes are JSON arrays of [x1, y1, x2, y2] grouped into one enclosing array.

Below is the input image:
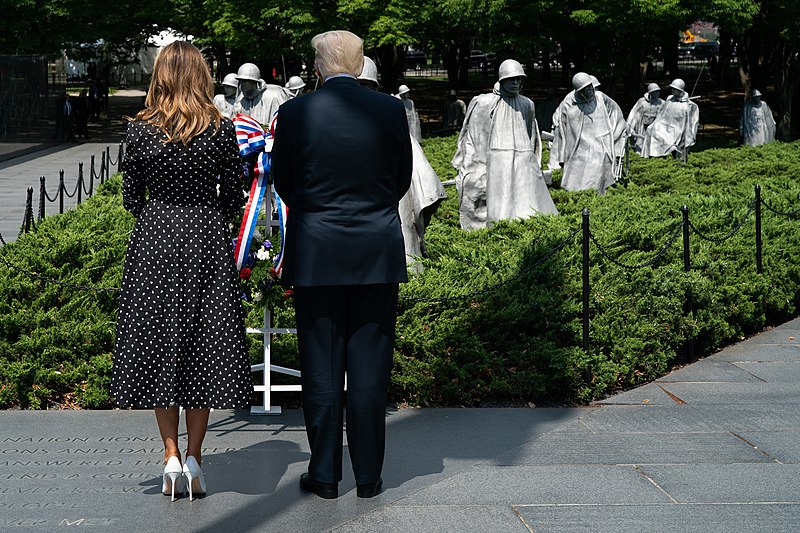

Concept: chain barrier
[[2, 182, 797, 298], [17, 208, 28, 237], [22, 147, 117, 235], [400, 226, 581, 304], [0, 254, 120, 293], [61, 174, 81, 199], [40, 177, 59, 202], [687, 198, 756, 243], [90, 155, 100, 181], [589, 221, 684, 269], [108, 145, 121, 167], [78, 162, 91, 196], [759, 197, 800, 217]]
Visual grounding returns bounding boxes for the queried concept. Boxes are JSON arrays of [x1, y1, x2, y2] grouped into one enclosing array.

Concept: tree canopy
[[2, 0, 798, 138]]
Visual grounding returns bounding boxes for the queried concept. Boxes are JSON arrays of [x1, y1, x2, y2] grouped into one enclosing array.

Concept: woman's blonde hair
[[312, 30, 364, 79], [134, 41, 221, 146]]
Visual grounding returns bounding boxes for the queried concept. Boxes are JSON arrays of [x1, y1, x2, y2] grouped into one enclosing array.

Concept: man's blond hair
[[312, 30, 364, 78]]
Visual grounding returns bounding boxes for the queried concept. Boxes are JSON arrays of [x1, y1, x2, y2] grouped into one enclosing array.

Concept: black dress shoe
[[300, 473, 338, 499], [356, 477, 383, 498]]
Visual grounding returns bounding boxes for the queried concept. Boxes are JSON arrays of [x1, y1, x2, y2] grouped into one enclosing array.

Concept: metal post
[[582, 208, 590, 352], [58, 170, 65, 214], [24, 187, 34, 233], [755, 184, 763, 274], [681, 205, 690, 272], [100, 152, 106, 184], [105, 146, 111, 179], [117, 142, 124, 173], [681, 205, 693, 363], [77, 163, 83, 205], [89, 155, 96, 196], [38, 176, 46, 221]]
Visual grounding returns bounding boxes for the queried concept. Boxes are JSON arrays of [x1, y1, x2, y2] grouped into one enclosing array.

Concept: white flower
[[256, 248, 271, 261], [253, 291, 263, 302]]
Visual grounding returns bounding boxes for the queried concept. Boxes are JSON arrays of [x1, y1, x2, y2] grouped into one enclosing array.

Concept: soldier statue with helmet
[[640, 78, 700, 161], [394, 84, 422, 142], [357, 56, 447, 271], [213, 73, 239, 119], [233, 62, 289, 126], [739, 89, 775, 147], [452, 59, 557, 230], [550, 71, 628, 193], [626, 83, 665, 154], [284, 76, 306, 98], [357, 56, 380, 90]]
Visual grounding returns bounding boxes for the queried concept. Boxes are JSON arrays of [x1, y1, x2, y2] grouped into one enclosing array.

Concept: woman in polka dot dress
[[111, 41, 252, 501]]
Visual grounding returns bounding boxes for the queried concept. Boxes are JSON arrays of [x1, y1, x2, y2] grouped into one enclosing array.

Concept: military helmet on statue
[[397, 84, 410, 96], [236, 63, 261, 82], [572, 72, 593, 91], [647, 83, 660, 93], [498, 59, 526, 82], [669, 78, 686, 92], [358, 56, 379, 86], [222, 73, 239, 87], [751, 89, 762, 98], [285, 76, 306, 90]]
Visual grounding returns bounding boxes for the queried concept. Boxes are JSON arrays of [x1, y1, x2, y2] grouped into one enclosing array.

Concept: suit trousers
[[293, 283, 398, 485]]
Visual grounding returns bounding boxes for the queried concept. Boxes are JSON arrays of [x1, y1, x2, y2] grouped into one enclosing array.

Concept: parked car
[[469, 50, 487, 68], [404, 49, 426, 70], [678, 41, 719, 60]]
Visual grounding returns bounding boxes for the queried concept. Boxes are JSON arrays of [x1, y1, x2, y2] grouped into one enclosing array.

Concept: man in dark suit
[[271, 30, 412, 499]]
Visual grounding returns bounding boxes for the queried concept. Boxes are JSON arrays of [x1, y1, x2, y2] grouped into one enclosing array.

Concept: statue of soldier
[[441, 89, 467, 134], [234, 63, 289, 126], [358, 58, 446, 271], [357, 56, 380, 91], [213, 73, 239, 120], [739, 89, 775, 147], [627, 83, 664, 154], [395, 84, 422, 142], [551, 72, 628, 194], [285, 76, 306, 98], [452, 59, 557, 230], [641, 78, 699, 162]]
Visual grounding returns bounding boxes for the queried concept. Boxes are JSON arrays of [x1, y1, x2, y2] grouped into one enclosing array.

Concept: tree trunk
[[717, 28, 735, 87], [443, 44, 459, 89], [540, 45, 551, 82], [376, 44, 404, 94], [662, 31, 679, 79], [457, 37, 470, 88], [773, 41, 799, 141]]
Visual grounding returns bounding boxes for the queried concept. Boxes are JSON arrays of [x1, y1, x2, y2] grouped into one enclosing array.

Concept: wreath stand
[[247, 186, 300, 415]]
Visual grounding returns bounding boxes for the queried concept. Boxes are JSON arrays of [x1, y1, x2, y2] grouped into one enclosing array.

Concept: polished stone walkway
[[1, 318, 799, 532]]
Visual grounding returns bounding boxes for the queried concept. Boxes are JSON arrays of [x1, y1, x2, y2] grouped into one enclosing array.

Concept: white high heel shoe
[[162, 456, 184, 501], [183, 456, 206, 501]]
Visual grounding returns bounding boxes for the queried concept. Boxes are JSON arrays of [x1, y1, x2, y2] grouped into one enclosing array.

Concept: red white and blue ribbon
[[233, 113, 272, 271]]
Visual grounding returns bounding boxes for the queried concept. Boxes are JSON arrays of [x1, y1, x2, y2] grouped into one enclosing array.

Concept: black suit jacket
[[271, 76, 413, 286]]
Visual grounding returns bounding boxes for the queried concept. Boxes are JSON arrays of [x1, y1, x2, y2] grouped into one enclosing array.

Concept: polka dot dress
[[111, 119, 252, 409]]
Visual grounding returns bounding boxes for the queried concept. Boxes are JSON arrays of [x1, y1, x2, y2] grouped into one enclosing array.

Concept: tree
[[0, 0, 172, 56], [339, 0, 421, 93], [730, 1, 800, 140]]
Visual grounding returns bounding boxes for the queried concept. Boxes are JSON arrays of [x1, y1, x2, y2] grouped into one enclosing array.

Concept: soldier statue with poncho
[[452, 59, 557, 231]]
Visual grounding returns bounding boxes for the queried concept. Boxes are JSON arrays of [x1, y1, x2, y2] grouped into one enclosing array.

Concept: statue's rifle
[[690, 62, 705, 98]]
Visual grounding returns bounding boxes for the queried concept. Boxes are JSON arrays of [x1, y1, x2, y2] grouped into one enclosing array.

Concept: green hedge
[[2, 139, 800, 408]]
